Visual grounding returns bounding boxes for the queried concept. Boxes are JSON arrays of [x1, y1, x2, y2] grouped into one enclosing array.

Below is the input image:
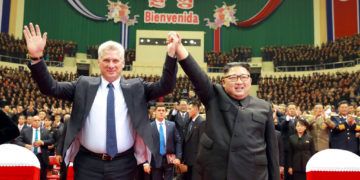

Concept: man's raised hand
[[23, 23, 47, 59]]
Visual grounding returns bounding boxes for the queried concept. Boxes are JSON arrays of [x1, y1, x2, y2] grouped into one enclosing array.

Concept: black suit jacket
[[275, 130, 284, 167], [0, 110, 19, 144], [169, 111, 190, 141], [288, 133, 315, 172], [28, 56, 177, 160], [15, 127, 54, 165], [179, 55, 279, 180], [183, 115, 204, 166], [150, 120, 182, 168]]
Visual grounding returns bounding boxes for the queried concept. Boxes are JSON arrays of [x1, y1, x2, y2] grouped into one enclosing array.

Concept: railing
[[275, 59, 359, 72], [0, 54, 64, 67]]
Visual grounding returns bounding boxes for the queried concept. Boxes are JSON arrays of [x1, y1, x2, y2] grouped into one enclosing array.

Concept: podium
[[0, 144, 40, 180], [306, 149, 360, 180]]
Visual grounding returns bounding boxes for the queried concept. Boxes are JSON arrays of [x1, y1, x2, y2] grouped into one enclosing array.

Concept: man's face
[[32, 116, 41, 129], [39, 111, 46, 120], [155, 107, 166, 121], [338, 104, 348, 116], [287, 105, 297, 117], [98, 49, 124, 83], [17, 106, 23, 113], [179, 101, 188, 112], [313, 104, 323, 116], [18, 116, 25, 125], [26, 116, 33, 124], [222, 66, 252, 100], [188, 104, 198, 119]]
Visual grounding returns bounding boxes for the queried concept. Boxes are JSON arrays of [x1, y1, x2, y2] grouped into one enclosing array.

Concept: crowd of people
[[258, 71, 360, 112], [262, 34, 360, 67], [0, 32, 77, 63], [205, 46, 252, 71]]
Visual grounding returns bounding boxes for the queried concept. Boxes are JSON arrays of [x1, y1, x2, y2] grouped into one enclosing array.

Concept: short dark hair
[[337, 100, 349, 107], [155, 103, 166, 110], [223, 62, 251, 74], [189, 101, 201, 109]]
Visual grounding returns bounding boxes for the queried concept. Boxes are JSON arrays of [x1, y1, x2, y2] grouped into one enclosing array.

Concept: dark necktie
[[159, 122, 166, 156], [106, 83, 118, 158], [34, 129, 39, 154], [188, 120, 194, 132]]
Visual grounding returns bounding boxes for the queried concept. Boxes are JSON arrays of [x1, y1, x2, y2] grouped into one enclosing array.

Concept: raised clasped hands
[[23, 23, 47, 59], [166, 31, 181, 58]]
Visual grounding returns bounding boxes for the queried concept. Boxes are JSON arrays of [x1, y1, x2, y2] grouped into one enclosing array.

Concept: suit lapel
[[84, 77, 101, 119], [120, 78, 133, 118], [166, 121, 171, 147]]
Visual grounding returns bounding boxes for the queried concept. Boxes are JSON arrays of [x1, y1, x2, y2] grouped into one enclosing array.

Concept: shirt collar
[[101, 76, 121, 89], [192, 114, 199, 121], [155, 119, 165, 125]]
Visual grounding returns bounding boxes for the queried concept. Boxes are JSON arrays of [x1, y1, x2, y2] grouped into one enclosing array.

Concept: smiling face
[[221, 66, 252, 100], [98, 41, 125, 83]]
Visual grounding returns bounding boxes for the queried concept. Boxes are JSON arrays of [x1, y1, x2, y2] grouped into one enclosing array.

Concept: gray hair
[[98, 40, 124, 60]]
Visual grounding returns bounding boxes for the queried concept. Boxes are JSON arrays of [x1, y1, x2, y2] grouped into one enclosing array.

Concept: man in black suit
[[171, 33, 279, 180], [183, 101, 204, 180], [15, 115, 54, 180], [169, 99, 190, 143], [0, 109, 20, 144], [23, 23, 178, 179], [143, 104, 182, 180]]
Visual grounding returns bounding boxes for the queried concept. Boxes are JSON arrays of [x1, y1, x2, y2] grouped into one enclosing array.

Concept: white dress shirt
[[32, 128, 41, 153], [79, 76, 135, 154], [155, 119, 167, 146]]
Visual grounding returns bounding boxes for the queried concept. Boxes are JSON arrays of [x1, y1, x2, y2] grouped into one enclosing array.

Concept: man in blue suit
[[143, 104, 182, 180]]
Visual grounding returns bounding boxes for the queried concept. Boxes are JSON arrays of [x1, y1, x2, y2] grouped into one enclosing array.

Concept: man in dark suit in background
[[23, 23, 178, 179], [172, 32, 279, 180], [143, 104, 182, 180], [15, 115, 54, 180], [169, 99, 190, 143], [183, 101, 204, 180], [0, 109, 20, 144]]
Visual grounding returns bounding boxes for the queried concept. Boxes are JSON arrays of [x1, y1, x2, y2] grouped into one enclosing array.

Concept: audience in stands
[[258, 71, 360, 111], [206, 46, 252, 71], [262, 34, 360, 67], [0, 32, 77, 63]]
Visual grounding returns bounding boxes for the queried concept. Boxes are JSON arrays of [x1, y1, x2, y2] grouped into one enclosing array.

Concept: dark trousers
[[183, 165, 193, 180], [151, 157, 174, 180], [74, 148, 137, 180], [36, 153, 47, 180]]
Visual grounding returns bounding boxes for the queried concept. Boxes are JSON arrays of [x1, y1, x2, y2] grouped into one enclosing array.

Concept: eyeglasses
[[224, 74, 250, 82]]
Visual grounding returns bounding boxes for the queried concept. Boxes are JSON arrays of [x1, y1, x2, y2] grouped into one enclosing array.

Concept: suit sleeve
[[28, 60, 77, 101], [265, 105, 280, 180], [277, 132, 285, 166], [14, 129, 27, 147], [288, 137, 294, 168], [144, 55, 178, 101], [0, 110, 19, 144], [174, 125, 182, 159], [178, 54, 214, 106], [330, 117, 346, 133], [42, 130, 55, 146]]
